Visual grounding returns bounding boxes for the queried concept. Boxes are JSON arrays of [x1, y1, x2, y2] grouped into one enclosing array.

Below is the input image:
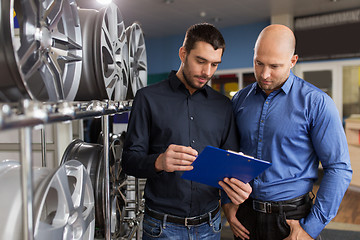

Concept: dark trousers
[[234, 194, 322, 240]]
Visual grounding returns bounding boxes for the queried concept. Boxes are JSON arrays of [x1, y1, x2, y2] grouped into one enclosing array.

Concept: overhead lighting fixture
[[96, 0, 112, 5], [164, 0, 174, 4], [200, 11, 206, 17], [212, 17, 221, 23]]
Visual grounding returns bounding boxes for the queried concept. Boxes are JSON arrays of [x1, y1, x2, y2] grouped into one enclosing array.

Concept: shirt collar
[[255, 70, 295, 95], [169, 70, 209, 97], [281, 70, 295, 94]]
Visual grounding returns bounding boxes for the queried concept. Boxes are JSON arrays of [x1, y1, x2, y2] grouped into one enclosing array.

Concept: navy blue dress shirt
[[232, 71, 352, 238], [122, 71, 239, 217]]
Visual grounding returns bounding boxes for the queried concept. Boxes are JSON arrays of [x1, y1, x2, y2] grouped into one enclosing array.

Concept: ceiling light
[[164, 0, 174, 4], [213, 17, 221, 23], [200, 11, 206, 17], [96, 0, 112, 4]]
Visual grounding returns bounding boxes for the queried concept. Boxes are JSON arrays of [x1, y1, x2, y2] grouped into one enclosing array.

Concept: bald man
[[223, 24, 352, 240]]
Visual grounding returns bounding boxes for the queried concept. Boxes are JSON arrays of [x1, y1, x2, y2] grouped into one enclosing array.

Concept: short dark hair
[[183, 23, 225, 55]]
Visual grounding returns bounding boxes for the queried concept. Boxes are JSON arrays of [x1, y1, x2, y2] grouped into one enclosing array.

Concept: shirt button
[[190, 116, 194, 120], [191, 140, 195, 144], [261, 120, 264, 123], [259, 139, 262, 142], [266, 101, 269, 104]]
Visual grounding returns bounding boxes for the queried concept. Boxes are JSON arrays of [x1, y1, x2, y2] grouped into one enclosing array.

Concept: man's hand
[[155, 144, 198, 172], [219, 178, 252, 205], [283, 219, 314, 240], [223, 203, 250, 240]]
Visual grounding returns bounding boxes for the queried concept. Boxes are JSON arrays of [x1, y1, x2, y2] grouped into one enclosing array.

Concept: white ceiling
[[76, 0, 360, 38]]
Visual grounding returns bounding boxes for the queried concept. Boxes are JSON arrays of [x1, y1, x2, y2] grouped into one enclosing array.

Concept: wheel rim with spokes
[[0, 0, 82, 102], [76, 3, 129, 101], [33, 160, 95, 240], [0, 160, 52, 240], [126, 22, 147, 99], [61, 133, 127, 238]]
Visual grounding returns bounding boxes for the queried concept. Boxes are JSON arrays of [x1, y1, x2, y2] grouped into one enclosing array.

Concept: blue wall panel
[[146, 20, 270, 75], [220, 21, 269, 70]]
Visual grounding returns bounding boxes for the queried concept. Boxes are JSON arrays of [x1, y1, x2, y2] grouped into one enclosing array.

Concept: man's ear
[[179, 46, 186, 63], [290, 54, 298, 68]]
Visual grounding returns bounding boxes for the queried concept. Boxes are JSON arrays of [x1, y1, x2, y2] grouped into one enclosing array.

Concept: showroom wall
[[145, 20, 270, 76]]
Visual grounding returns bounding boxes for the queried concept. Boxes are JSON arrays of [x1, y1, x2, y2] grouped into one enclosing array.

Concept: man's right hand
[[155, 144, 198, 172], [222, 202, 250, 240]]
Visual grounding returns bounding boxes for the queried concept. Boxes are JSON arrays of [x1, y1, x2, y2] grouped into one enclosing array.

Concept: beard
[[256, 75, 287, 94], [182, 59, 213, 91], [182, 70, 205, 90]]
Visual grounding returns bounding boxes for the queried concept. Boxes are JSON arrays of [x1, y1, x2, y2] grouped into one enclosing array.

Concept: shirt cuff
[[299, 213, 326, 239], [143, 153, 163, 178]]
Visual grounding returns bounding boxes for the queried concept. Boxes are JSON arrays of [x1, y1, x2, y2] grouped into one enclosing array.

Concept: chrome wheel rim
[[61, 133, 127, 238], [100, 4, 129, 101], [77, 3, 129, 101], [33, 160, 95, 240], [126, 22, 147, 99], [107, 133, 127, 238], [0, 160, 52, 240], [0, 0, 82, 102]]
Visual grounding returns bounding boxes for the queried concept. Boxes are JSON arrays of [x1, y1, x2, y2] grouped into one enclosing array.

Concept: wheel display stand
[[0, 99, 145, 240], [1, 0, 147, 238]]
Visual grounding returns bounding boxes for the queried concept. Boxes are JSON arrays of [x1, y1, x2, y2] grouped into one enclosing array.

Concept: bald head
[[255, 24, 296, 58], [253, 24, 298, 95]]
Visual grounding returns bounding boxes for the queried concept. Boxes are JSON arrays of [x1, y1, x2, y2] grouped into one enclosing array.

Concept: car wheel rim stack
[[76, 3, 129, 101], [61, 133, 127, 238], [0, 0, 82, 102], [33, 160, 95, 240], [126, 22, 147, 99]]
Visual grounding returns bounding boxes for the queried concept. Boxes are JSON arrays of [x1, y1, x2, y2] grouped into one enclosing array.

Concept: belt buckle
[[184, 216, 195, 226], [266, 202, 272, 213], [253, 200, 272, 213], [184, 215, 200, 226], [184, 217, 189, 227]]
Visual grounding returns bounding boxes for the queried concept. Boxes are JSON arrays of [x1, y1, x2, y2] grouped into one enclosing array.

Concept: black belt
[[250, 193, 310, 214], [145, 205, 220, 226]]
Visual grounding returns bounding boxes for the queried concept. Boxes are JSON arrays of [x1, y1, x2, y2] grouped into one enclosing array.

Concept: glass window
[[343, 65, 360, 120]]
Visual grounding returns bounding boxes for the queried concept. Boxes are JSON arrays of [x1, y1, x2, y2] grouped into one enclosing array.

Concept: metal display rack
[[0, 100, 132, 130], [1, 0, 147, 238], [0, 99, 144, 240]]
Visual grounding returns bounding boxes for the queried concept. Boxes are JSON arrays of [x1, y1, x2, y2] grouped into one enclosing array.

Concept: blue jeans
[[142, 209, 222, 240]]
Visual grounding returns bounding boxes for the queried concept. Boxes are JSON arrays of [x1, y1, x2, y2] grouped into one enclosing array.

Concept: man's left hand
[[219, 178, 252, 205], [283, 219, 314, 240]]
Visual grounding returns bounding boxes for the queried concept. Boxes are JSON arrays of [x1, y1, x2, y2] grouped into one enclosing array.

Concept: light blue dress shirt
[[232, 71, 352, 238]]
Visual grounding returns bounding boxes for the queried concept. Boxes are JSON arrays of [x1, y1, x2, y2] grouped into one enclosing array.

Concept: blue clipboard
[[181, 146, 271, 189]]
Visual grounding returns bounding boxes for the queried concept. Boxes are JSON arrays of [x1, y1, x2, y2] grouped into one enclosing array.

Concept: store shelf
[[0, 99, 133, 240], [1, 0, 145, 237], [0, 100, 132, 132]]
